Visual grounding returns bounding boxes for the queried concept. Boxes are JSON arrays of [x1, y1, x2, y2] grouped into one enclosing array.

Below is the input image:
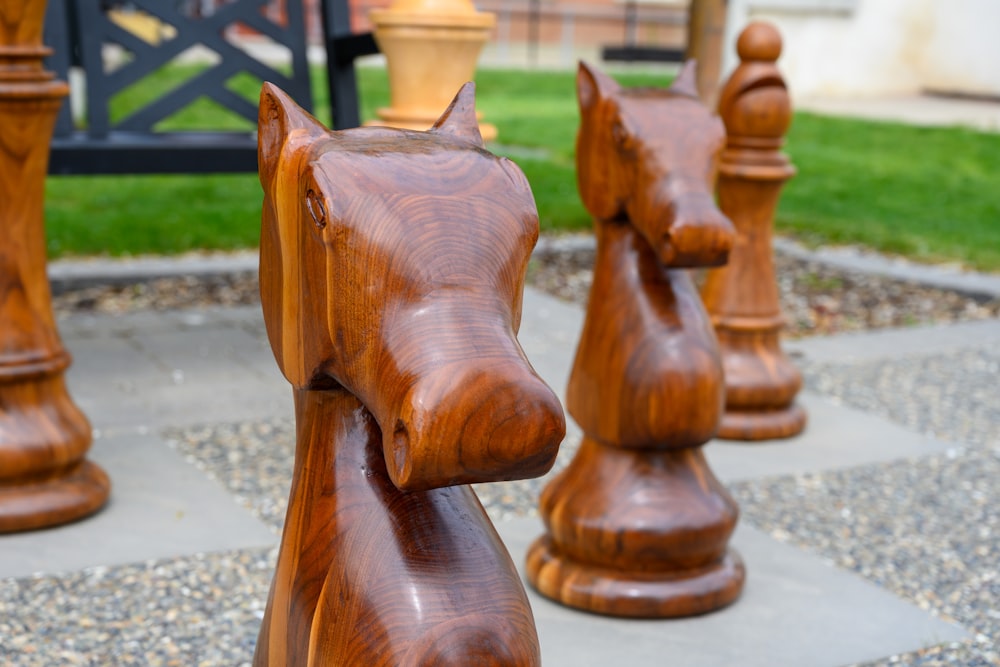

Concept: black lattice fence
[[44, 0, 375, 174]]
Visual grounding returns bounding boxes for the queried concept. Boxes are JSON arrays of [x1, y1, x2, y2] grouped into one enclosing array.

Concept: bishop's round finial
[[718, 21, 790, 141], [736, 21, 782, 63]]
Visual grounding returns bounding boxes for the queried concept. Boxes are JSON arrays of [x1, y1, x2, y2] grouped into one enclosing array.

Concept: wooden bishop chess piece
[[525, 61, 744, 618], [701, 21, 807, 441], [253, 82, 565, 665], [0, 0, 110, 532]]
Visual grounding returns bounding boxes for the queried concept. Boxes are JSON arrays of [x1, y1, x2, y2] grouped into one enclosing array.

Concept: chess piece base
[[718, 402, 807, 441], [526, 536, 745, 618], [0, 461, 110, 533]]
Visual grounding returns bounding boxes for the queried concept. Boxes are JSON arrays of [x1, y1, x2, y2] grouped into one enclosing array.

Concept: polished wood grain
[[0, 0, 109, 533], [526, 62, 744, 618], [254, 82, 564, 665], [701, 22, 807, 441]]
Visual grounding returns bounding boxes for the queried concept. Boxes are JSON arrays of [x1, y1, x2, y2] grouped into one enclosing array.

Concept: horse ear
[[258, 82, 328, 188], [668, 60, 700, 99], [430, 82, 484, 147], [577, 61, 620, 112]]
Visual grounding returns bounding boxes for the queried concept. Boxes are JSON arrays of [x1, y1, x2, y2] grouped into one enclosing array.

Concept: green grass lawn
[[781, 113, 1000, 271], [43, 66, 1000, 271]]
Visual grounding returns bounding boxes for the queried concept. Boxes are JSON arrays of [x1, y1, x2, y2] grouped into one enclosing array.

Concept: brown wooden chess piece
[[0, 0, 110, 532], [526, 61, 744, 618], [701, 21, 807, 441], [253, 82, 565, 665]]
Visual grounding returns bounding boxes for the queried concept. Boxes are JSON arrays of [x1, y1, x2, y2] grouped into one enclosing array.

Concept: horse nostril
[[385, 364, 565, 490], [658, 209, 735, 268]]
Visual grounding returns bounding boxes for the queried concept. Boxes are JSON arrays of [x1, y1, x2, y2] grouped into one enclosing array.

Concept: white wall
[[721, 0, 1000, 99], [918, 0, 1000, 97]]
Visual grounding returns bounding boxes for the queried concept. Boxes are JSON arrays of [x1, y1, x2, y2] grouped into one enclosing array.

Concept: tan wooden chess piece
[[253, 82, 564, 665], [0, 0, 110, 533], [701, 21, 807, 441], [526, 62, 744, 618], [369, 0, 496, 140]]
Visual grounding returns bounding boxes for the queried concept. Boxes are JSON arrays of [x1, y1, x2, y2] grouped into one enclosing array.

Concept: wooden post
[[701, 22, 807, 441], [0, 0, 110, 532], [685, 0, 728, 109]]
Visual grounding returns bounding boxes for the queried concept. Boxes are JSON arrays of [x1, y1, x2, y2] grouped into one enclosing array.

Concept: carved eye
[[305, 188, 327, 230]]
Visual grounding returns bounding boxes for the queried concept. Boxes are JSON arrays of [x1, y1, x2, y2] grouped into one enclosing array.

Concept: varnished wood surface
[[701, 21, 807, 441], [566, 220, 724, 449], [255, 82, 563, 665], [0, 461, 110, 533], [527, 62, 743, 618], [0, 0, 109, 533], [533, 438, 740, 572], [256, 389, 541, 666]]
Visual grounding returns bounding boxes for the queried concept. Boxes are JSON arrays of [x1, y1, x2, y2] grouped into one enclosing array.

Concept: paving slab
[[0, 432, 275, 580], [705, 391, 957, 483], [62, 307, 290, 435], [497, 517, 968, 667], [786, 317, 1000, 365]]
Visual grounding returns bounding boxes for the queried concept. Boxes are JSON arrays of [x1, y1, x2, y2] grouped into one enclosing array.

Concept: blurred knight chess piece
[[526, 61, 745, 618]]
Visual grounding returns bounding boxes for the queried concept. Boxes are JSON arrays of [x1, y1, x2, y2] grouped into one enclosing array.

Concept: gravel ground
[[50, 240, 1000, 339], [3, 238, 995, 666], [786, 341, 999, 665], [0, 549, 272, 666], [732, 447, 1000, 667], [526, 242, 1000, 338]]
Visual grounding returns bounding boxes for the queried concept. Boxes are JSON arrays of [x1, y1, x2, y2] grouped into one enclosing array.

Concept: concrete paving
[[1, 283, 980, 665]]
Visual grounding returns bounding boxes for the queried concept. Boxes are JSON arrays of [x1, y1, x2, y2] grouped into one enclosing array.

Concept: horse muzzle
[[641, 191, 735, 268], [364, 303, 566, 491]]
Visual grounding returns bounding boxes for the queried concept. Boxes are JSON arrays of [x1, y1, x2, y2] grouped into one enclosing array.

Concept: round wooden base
[[0, 461, 110, 533], [526, 536, 745, 618], [718, 402, 807, 441]]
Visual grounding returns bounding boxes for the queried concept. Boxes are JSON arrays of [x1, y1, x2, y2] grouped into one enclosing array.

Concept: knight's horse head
[[258, 83, 565, 492], [576, 61, 735, 267]]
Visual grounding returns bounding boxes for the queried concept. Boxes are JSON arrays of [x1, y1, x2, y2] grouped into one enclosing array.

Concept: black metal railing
[[44, 0, 376, 175]]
